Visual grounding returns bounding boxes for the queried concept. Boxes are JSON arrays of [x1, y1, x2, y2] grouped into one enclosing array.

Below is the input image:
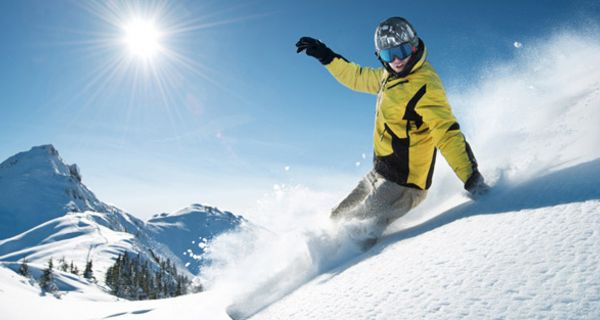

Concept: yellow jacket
[[325, 44, 478, 189]]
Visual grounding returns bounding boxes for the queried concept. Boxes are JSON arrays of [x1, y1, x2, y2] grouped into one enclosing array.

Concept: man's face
[[389, 55, 411, 73]]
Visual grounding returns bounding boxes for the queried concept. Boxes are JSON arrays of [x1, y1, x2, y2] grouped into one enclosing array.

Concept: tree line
[[17, 252, 198, 300], [105, 252, 195, 300], [18, 257, 94, 294]]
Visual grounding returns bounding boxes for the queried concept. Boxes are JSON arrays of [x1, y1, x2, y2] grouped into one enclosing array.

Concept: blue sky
[[1, 0, 598, 219]]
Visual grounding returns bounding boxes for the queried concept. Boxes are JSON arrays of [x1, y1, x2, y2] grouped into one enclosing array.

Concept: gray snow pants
[[331, 169, 427, 227]]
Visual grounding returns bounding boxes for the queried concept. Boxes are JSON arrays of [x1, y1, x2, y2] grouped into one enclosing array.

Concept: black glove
[[464, 170, 490, 200], [296, 37, 337, 65]]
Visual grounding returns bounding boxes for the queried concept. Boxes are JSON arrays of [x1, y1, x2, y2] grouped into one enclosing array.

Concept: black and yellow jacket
[[325, 41, 478, 190]]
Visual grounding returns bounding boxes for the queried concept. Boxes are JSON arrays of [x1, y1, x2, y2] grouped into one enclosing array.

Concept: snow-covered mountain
[[0, 145, 245, 290], [0, 145, 120, 239], [146, 204, 245, 274], [0, 145, 159, 283]]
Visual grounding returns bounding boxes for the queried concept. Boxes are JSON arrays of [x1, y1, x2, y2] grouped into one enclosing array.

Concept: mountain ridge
[[0, 144, 115, 239], [0, 145, 246, 288]]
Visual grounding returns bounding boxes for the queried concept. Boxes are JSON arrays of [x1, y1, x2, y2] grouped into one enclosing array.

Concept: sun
[[74, 0, 262, 118], [122, 18, 162, 60]]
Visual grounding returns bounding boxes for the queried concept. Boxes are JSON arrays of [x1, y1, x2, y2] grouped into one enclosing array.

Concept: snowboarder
[[296, 17, 489, 242]]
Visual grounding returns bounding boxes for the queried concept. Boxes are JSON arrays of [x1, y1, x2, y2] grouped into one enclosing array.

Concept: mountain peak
[[0, 144, 80, 181], [30, 144, 58, 154], [177, 203, 218, 215], [0, 145, 109, 239], [3, 144, 59, 161], [147, 203, 245, 274], [169, 203, 240, 221]]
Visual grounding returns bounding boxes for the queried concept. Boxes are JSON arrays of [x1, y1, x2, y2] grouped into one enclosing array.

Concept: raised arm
[[296, 37, 383, 95]]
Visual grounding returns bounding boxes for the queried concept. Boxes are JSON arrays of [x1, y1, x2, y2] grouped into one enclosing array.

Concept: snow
[[2, 26, 600, 320], [0, 143, 243, 281], [255, 200, 600, 319], [0, 212, 138, 285], [0, 266, 229, 320], [0, 145, 116, 239], [146, 204, 244, 274], [2, 192, 598, 319]]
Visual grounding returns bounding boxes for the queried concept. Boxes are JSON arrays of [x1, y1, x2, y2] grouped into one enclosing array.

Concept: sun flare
[[122, 18, 161, 59], [75, 0, 258, 126]]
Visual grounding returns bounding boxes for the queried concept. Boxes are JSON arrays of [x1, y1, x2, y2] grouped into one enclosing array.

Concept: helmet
[[374, 17, 418, 53]]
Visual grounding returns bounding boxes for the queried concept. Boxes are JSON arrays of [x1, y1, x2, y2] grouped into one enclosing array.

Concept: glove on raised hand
[[464, 170, 490, 200], [296, 37, 337, 65]]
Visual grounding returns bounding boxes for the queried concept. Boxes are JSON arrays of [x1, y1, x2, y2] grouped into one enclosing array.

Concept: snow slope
[[208, 27, 600, 320], [254, 197, 600, 319], [0, 211, 139, 285], [222, 158, 600, 319], [0, 264, 229, 320], [2, 178, 597, 320]]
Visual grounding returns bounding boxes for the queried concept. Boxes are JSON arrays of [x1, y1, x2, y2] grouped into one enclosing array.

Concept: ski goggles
[[378, 43, 416, 63]]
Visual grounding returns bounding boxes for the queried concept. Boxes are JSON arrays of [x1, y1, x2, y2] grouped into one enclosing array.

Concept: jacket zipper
[[378, 78, 409, 141]]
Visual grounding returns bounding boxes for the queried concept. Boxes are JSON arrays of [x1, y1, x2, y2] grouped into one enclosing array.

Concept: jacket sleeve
[[415, 80, 478, 184], [324, 57, 384, 95]]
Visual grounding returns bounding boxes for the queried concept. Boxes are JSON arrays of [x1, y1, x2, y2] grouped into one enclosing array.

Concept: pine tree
[[104, 252, 193, 300], [106, 254, 122, 296], [176, 275, 185, 296], [105, 266, 114, 287], [156, 271, 163, 299], [148, 273, 157, 300], [122, 254, 133, 298], [83, 260, 95, 281], [59, 257, 69, 272], [39, 258, 57, 293], [69, 261, 79, 275], [18, 258, 30, 278], [134, 259, 144, 299]]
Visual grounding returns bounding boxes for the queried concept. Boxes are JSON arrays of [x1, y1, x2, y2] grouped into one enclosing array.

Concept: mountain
[[0, 145, 245, 291], [0, 145, 163, 284], [146, 204, 245, 274], [0, 145, 119, 239], [0, 145, 171, 285], [0, 211, 150, 286]]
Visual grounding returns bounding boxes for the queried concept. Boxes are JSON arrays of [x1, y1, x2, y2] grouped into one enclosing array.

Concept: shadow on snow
[[227, 158, 600, 318], [327, 157, 600, 278]]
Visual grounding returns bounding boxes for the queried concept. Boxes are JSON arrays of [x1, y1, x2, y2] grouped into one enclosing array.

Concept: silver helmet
[[374, 17, 418, 52]]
